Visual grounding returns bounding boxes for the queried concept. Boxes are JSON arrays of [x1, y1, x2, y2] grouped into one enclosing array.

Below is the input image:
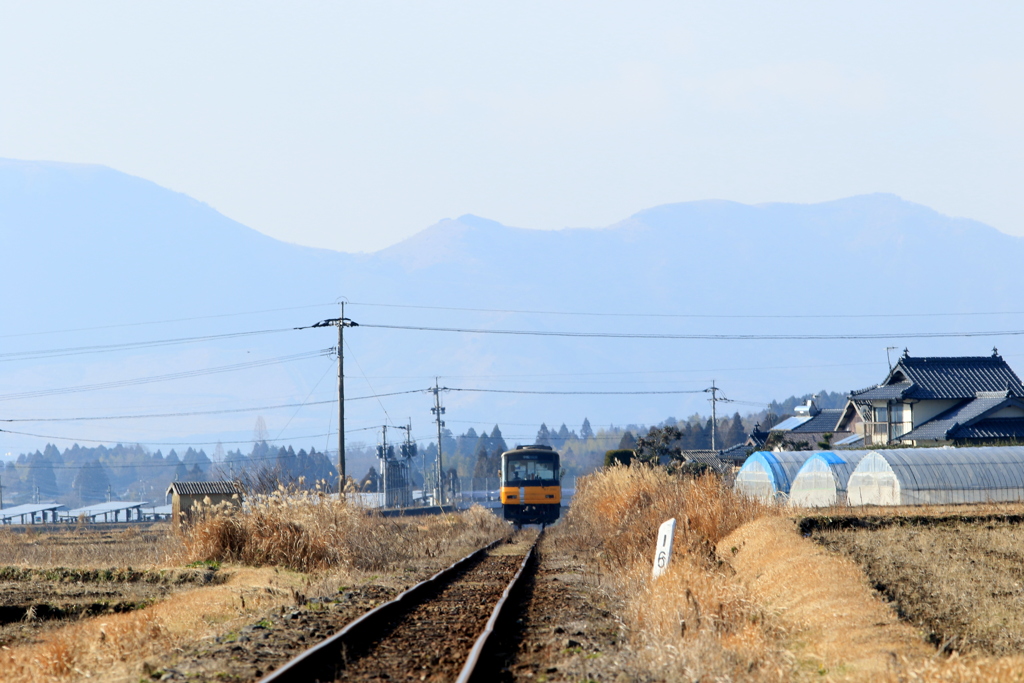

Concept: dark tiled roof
[[674, 450, 728, 474], [718, 443, 750, 464], [166, 481, 243, 496], [900, 395, 1024, 442], [950, 418, 1024, 440], [901, 356, 1021, 400], [788, 409, 844, 434], [850, 382, 913, 401]]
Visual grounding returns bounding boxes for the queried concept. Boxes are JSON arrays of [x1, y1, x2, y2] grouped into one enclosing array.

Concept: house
[[166, 481, 243, 529], [764, 399, 855, 450], [848, 349, 1024, 447]]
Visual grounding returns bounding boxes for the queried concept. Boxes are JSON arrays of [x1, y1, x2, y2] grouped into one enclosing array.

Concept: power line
[[0, 389, 428, 422], [0, 328, 297, 363], [0, 350, 331, 402], [444, 387, 707, 396], [1, 302, 337, 340], [359, 323, 1024, 341], [348, 300, 1024, 321]]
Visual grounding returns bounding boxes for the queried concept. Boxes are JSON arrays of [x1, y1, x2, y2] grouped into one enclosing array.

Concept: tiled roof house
[[848, 349, 1024, 447]]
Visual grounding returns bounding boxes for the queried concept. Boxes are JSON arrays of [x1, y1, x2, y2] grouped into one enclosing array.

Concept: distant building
[[764, 399, 856, 451], [848, 349, 1024, 447], [166, 481, 243, 529]]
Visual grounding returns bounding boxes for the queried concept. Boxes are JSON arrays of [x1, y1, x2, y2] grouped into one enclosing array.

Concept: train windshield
[[505, 457, 557, 482]]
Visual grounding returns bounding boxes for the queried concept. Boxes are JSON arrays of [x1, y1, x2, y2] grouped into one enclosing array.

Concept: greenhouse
[[845, 446, 1024, 506], [733, 451, 816, 502], [788, 450, 873, 507]]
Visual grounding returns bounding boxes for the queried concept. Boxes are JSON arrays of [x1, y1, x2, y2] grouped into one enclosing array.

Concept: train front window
[[505, 458, 556, 482]]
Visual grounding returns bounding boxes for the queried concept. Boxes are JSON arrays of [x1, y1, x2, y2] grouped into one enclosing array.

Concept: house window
[[874, 406, 888, 423], [891, 404, 904, 423]]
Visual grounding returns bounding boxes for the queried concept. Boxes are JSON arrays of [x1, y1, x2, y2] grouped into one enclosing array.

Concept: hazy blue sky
[[2, 2, 1022, 252]]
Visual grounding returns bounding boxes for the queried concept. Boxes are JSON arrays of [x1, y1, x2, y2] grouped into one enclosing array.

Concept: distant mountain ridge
[[3, 157, 1024, 455]]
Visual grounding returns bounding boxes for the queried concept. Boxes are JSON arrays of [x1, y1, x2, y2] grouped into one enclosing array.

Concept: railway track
[[259, 530, 540, 683]]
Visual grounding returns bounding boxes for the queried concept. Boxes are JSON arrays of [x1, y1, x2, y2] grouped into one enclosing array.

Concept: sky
[[2, 2, 1023, 253]]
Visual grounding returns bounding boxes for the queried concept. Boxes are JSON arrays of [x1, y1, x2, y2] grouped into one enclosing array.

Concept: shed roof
[[166, 481, 243, 497], [64, 501, 148, 517], [0, 503, 66, 521], [788, 409, 844, 434]]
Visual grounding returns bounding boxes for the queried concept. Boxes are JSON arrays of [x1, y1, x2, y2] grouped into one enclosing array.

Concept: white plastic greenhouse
[[733, 451, 816, 502], [788, 450, 872, 507], [846, 446, 1024, 506]]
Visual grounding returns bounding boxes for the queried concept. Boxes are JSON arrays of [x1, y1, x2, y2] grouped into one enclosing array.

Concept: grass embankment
[[559, 465, 794, 681], [558, 466, 1024, 682], [0, 495, 509, 683]]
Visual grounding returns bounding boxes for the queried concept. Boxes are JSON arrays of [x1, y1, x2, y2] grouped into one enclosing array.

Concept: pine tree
[[535, 424, 552, 447], [580, 418, 594, 440], [617, 430, 637, 450]]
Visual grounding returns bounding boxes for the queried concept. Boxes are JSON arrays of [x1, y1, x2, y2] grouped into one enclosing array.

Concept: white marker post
[[652, 517, 676, 579]]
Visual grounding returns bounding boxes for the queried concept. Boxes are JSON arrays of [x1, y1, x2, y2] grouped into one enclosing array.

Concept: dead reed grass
[[183, 489, 508, 573], [559, 465, 791, 680]]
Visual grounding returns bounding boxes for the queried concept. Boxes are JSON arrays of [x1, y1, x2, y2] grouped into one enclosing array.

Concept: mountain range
[[3, 157, 1024, 457]]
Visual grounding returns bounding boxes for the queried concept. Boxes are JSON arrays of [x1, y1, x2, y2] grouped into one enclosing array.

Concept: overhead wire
[[0, 349, 331, 402], [347, 300, 1024, 321], [1, 302, 336, 340], [357, 323, 1024, 341], [0, 328, 298, 363]]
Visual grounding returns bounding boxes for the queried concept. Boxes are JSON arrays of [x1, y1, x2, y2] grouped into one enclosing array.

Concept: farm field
[[0, 505, 512, 683], [808, 513, 1024, 656]]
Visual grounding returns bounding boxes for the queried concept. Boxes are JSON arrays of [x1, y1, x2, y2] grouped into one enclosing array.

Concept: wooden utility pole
[[311, 305, 358, 493], [431, 379, 446, 505], [707, 380, 719, 451]]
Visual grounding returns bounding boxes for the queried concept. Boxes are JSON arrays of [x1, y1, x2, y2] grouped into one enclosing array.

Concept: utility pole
[[311, 304, 358, 495], [378, 425, 388, 506], [0, 473, 4, 510], [430, 379, 446, 505], [706, 380, 720, 451]]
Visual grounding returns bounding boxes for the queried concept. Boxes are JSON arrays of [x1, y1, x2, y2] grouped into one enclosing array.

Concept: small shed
[[166, 481, 243, 528]]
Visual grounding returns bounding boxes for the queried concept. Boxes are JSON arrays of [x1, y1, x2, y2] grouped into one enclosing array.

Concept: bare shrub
[[558, 464, 790, 680], [182, 488, 508, 573]]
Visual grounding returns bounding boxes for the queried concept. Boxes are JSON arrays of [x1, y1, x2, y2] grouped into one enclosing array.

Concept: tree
[[535, 424, 552, 447], [634, 426, 683, 465], [24, 451, 58, 500], [725, 412, 746, 448], [489, 425, 508, 454], [580, 418, 594, 440], [72, 461, 110, 503], [617, 430, 637, 450]]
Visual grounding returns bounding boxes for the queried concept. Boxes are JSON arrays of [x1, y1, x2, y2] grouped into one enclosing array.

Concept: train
[[499, 444, 561, 527]]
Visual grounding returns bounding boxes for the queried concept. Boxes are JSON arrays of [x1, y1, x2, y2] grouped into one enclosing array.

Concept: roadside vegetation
[[557, 464, 792, 681]]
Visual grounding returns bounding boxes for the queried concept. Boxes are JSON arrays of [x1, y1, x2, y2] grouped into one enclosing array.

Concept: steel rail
[[257, 537, 505, 683], [456, 531, 541, 683]]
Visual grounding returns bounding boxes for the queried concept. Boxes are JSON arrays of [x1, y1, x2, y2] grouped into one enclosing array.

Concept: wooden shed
[[166, 481, 243, 528]]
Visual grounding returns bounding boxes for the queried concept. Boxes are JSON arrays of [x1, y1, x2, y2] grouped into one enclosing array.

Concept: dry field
[[0, 496, 511, 683], [809, 513, 1024, 656]]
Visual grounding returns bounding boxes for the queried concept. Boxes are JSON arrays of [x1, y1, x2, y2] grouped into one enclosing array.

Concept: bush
[[604, 449, 635, 468], [182, 488, 508, 573]]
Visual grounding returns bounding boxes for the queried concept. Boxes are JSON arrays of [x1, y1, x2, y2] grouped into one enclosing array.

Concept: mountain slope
[[3, 158, 1024, 456]]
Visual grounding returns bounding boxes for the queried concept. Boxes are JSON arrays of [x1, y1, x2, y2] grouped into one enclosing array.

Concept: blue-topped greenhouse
[[788, 450, 872, 507], [732, 451, 816, 502]]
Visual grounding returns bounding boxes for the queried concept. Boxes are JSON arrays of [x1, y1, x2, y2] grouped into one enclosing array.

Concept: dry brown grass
[[182, 489, 509, 572], [812, 519, 1024, 657], [723, 516, 934, 680], [0, 566, 299, 683], [559, 465, 791, 680], [0, 524, 178, 568]]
